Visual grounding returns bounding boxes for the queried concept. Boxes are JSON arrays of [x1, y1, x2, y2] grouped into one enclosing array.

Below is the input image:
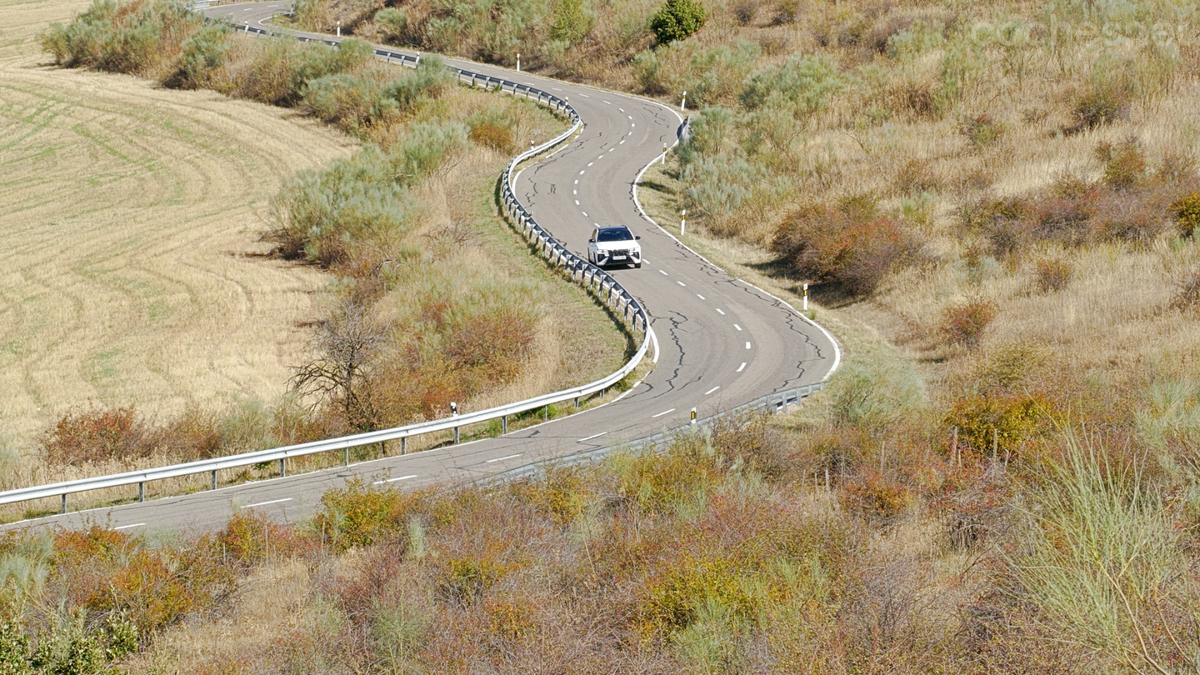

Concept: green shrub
[[175, 23, 230, 89], [375, 7, 408, 41], [650, 0, 708, 45], [303, 73, 399, 132], [550, 0, 595, 45], [315, 478, 414, 551], [740, 54, 842, 115], [1175, 192, 1200, 237], [687, 42, 761, 106], [639, 555, 760, 636], [945, 393, 1051, 458]]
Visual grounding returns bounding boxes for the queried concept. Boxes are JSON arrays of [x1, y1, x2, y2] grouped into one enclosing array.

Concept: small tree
[[550, 0, 595, 46], [292, 297, 390, 430], [650, 0, 708, 45]]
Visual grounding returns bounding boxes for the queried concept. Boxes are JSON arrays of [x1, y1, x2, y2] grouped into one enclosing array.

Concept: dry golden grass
[[0, 0, 358, 447]]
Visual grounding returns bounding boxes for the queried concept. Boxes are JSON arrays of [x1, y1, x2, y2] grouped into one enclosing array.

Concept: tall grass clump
[[1008, 436, 1200, 673]]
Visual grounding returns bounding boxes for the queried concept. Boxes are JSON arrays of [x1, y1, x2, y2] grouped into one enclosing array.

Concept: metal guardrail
[[0, 21, 653, 513], [483, 382, 826, 485]]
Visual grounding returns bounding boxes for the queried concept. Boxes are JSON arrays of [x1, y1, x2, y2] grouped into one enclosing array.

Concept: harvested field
[[0, 0, 357, 445]]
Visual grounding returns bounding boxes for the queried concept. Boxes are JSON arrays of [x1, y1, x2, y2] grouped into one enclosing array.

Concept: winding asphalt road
[[3, 3, 837, 534]]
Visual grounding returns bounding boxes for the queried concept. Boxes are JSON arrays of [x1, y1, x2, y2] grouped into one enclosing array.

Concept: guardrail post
[[502, 415, 508, 434], [454, 427, 460, 445], [343, 448, 349, 466], [61, 494, 66, 514], [138, 482, 145, 503], [211, 470, 217, 490], [401, 437, 407, 455], [574, 396, 580, 409], [544, 405, 550, 421], [279, 458, 286, 477]]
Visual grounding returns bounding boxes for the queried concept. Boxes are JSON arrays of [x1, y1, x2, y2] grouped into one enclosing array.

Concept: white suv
[[587, 226, 642, 269]]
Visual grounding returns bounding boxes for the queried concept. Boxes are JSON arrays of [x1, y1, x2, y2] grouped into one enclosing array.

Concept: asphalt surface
[[2, 3, 838, 535]]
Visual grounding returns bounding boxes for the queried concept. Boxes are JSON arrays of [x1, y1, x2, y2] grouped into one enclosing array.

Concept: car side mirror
[[588, 238, 594, 243], [635, 236, 642, 240]]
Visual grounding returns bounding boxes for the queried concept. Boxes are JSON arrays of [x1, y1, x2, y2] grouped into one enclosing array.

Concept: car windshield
[[596, 229, 634, 243]]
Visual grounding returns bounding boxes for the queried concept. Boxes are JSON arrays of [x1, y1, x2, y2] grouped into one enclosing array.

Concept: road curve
[[3, 3, 837, 534]]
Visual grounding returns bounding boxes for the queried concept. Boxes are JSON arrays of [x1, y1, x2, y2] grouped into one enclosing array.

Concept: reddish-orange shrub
[[840, 469, 914, 520], [42, 406, 156, 466], [940, 297, 997, 349], [218, 509, 307, 565], [772, 196, 920, 297]]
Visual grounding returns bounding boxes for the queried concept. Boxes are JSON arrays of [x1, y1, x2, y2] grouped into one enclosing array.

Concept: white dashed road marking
[[677, 281, 686, 287], [745, 342, 752, 350], [716, 308, 725, 315], [652, 408, 676, 418], [247, 498, 292, 508], [114, 523, 145, 530], [705, 386, 721, 395], [486, 454, 523, 463], [578, 432, 608, 442], [734, 324, 742, 331], [697, 294, 705, 300], [737, 362, 747, 372], [373, 475, 417, 485]]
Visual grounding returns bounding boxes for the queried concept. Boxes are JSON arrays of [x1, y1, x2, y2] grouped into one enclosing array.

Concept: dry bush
[[1173, 270, 1200, 313], [958, 113, 1004, 150], [1095, 137, 1149, 191], [468, 119, 515, 153], [1033, 256, 1073, 294], [41, 406, 156, 467], [839, 469, 914, 521], [894, 157, 940, 195], [772, 195, 921, 298], [48, 526, 237, 637], [940, 297, 997, 349]]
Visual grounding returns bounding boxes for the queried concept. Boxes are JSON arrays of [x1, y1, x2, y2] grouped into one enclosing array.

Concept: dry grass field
[[0, 0, 357, 447]]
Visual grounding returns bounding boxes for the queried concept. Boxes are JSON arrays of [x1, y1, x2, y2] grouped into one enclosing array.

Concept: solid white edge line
[[652, 408, 676, 418], [246, 498, 292, 508], [114, 523, 145, 530], [650, 326, 660, 364], [627, 114, 840, 380], [578, 432, 608, 442], [486, 454, 523, 463]]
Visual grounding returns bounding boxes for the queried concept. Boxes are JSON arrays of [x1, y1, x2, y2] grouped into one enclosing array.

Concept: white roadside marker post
[[516, 52, 521, 72], [661, 144, 667, 164], [690, 408, 697, 424], [336, 20, 341, 37], [681, 90, 687, 111], [680, 209, 687, 236], [803, 282, 808, 311]]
